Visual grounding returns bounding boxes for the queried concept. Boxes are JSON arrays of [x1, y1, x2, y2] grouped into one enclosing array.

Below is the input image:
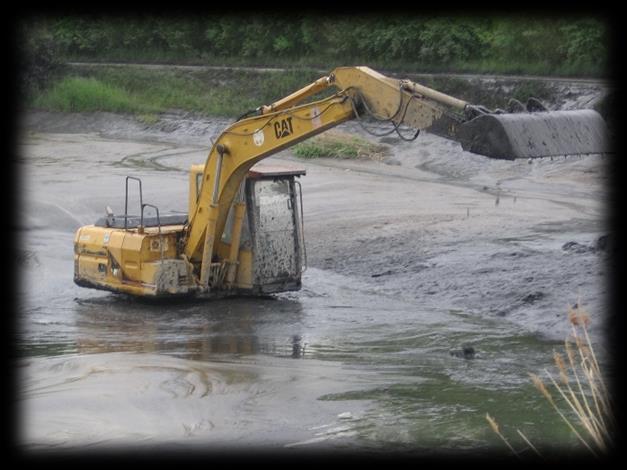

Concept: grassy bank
[[31, 76, 149, 114], [27, 63, 565, 119], [28, 65, 329, 118]]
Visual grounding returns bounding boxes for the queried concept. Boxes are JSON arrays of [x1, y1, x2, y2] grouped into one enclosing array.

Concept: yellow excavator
[[73, 66, 610, 298]]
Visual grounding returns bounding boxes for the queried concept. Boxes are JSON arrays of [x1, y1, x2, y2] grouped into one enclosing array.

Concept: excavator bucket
[[456, 109, 610, 160]]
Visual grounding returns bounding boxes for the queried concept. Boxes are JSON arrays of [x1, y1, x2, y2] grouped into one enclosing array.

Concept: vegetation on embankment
[[19, 15, 610, 119], [21, 15, 609, 78], [25, 63, 561, 119]]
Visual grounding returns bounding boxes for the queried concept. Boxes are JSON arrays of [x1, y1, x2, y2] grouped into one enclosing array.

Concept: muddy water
[[16, 114, 611, 454]]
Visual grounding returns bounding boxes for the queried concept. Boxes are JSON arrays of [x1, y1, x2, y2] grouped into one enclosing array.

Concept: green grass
[[29, 65, 329, 117], [31, 76, 152, 114], [294, 131, 390, 160]]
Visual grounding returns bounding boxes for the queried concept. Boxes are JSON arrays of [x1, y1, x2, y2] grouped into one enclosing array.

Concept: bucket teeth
[[526, 97, 548, 112], [507, 99, 526, 113]]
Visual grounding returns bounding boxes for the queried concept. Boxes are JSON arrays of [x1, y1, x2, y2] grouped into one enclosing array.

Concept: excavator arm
[[182, 66, 610, 289], [183, 67, 465, 283]]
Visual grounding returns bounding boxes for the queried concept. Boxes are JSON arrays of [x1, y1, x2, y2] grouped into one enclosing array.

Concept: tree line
[[20, 14, 609, 93]]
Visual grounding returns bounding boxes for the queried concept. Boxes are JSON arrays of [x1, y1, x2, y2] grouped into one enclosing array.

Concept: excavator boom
[[331, 66, 610, 159]]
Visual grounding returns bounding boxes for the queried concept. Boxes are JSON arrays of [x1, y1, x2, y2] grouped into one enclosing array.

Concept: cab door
[[248, 177, 302, 291]]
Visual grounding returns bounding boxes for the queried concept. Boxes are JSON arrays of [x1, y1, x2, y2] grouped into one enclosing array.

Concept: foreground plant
[[487, 304, 613, 457]]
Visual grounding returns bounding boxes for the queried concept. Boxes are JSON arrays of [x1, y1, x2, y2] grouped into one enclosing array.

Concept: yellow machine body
[[74, 164, 307, 298]]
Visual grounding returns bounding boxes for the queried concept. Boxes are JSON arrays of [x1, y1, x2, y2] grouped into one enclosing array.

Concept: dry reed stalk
[[517, 430, 541, 457], [529, 371, 596, 454], [576, 311, 611, 416], [540, 304, 611, 455], [553, 343, 603, 445], [568, 305, 612, 420], [486, 413, 520, 457], [487, 304, 612, 458], [543, 371, 601, 454]]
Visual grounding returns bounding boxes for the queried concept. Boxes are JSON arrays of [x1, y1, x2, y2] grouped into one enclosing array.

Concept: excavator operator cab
[[189, 163, 307, 295]]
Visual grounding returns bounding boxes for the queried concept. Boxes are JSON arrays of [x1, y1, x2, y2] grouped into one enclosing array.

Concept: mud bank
[[20, 109, 611, 344]]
